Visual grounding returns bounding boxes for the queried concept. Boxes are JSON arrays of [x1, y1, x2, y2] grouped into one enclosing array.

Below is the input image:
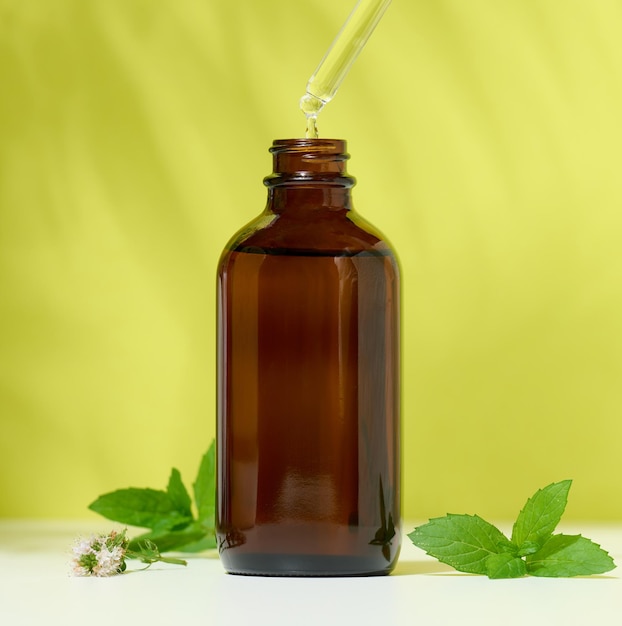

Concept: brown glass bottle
[[216, 138, 400, 576]]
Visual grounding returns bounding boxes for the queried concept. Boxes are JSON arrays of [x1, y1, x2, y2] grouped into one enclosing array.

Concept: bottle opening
[[266, 139, 353, 187], [270, 138, 347, 154]]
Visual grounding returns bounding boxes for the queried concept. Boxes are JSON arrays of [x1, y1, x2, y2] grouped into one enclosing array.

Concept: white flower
[[93, 544, 126, 576], [70, 529, 129, 577]]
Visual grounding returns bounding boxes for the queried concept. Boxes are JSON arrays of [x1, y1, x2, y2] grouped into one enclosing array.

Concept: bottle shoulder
[[221, 210, 395, 257]]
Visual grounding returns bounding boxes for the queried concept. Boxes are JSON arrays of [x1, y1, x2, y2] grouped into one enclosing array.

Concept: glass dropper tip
[[300, 93, 326, 138], [300, 92, 326, 118]]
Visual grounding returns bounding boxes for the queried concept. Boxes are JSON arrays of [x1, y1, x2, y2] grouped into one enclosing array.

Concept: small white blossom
[[70, 529, 129, 577]]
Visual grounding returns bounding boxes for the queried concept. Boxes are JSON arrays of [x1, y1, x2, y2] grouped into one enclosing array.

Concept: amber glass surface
[[216, 139, 400, 576]]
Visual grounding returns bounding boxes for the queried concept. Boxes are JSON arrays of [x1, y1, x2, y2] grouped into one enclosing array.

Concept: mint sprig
[[408, 480, 616, 579], [89, 441, 216, 554]]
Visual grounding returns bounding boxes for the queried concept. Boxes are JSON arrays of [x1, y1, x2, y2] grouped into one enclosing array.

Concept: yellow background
[[1, 0, 621, 521]]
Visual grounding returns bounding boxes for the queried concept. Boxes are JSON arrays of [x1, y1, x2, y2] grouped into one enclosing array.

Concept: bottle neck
[[264, 139, 355, 213]]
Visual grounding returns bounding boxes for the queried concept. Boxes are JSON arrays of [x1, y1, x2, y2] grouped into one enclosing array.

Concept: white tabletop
[[0, 520, 620, 625]]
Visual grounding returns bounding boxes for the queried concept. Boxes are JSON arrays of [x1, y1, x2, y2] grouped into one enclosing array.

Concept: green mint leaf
[[172, 536, 217, 553], [517, 540, 540, 557], [511, 480, 572, 550], [167, 468, 193, 518], [170, 524, 217, 553], [193, 441, 216, 524], [408, 514, 512, 575], [88, 488, 193, 531], [485, 553, 527, 579], [526, 534, 616, 577], [87, 441, 217, 556], [495, 536, 518, 556], [128, 525, 209, 553]]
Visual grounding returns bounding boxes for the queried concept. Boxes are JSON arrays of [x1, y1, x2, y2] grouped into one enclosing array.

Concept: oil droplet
[[305, 116, 319, 139], [300, 93, 325, 139]]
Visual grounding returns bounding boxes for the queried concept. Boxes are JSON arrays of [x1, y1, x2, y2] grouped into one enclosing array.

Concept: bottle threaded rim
[[270, 138, 347, 154], [265, 139, 353, 187]]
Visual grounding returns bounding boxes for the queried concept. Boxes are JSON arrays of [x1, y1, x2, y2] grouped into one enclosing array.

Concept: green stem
[[126, 549, 187, 568]]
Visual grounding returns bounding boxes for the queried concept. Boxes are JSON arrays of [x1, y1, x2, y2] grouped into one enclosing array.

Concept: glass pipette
[[300, 0, 392, 138]]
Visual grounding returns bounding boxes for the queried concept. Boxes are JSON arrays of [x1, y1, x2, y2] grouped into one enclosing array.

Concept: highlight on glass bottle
[[216, 138, 401, 576]]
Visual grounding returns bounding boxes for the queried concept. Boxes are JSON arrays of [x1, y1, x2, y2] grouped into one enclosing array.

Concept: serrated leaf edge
[[511, 480, 572, 549], [526, 534, 616, 577], [408, 514, 513, 575]]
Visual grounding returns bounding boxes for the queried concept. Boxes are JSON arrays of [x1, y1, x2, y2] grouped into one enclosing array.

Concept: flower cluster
[[71, 529, 129, 577]]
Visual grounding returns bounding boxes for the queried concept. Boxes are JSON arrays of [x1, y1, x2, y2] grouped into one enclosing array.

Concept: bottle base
[[220, 552, 396, 577]]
